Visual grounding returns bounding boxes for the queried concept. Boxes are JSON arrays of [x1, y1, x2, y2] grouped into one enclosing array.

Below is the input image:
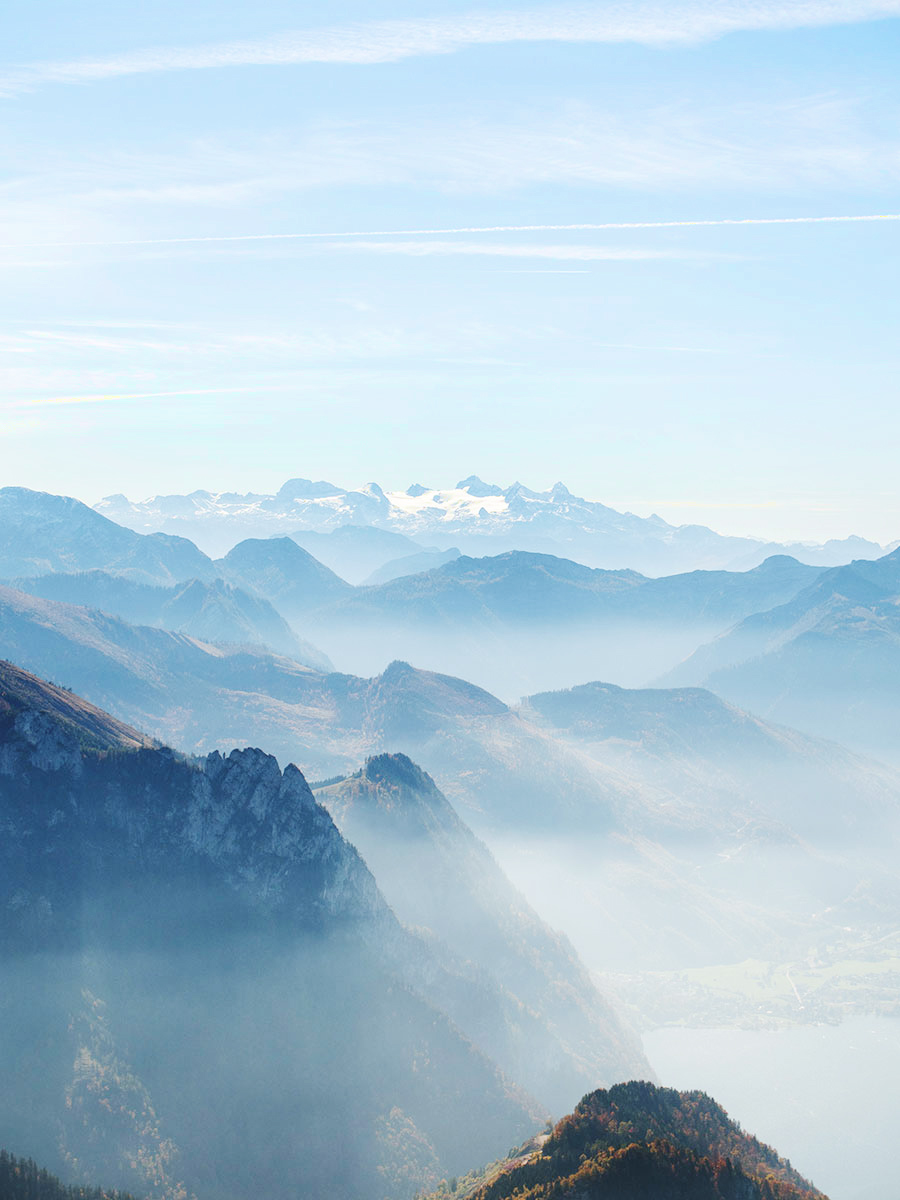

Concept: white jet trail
[[4, 213, 900, 250]]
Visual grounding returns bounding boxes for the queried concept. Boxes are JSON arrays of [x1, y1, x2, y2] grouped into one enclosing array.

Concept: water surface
[[644, 1017, 900, 1200]]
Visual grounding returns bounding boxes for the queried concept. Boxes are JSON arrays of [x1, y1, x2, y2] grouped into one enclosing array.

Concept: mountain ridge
[[1, 581, 897, 974], [95, 477, 887, 574], [0, 663, 549, 1199], [661, 547, 900, 760], [0, 487, 215, 585], [11, 570, 330, 669]]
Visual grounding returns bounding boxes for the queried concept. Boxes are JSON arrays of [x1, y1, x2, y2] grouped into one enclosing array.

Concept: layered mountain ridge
[[0, 661, 653, 1199], [0, 487, 214, 585], [662, 548, 900, 761], [0, 481, 887, 1200], [5, 484, 891, 701], [296, 549, 825, 691], [3, 555, 897, 974], [12, 570, 330, 669]]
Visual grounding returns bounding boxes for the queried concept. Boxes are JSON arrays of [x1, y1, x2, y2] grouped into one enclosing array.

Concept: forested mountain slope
[[0, 1151, 138, 1200], [424, 1082, 826, 1200]]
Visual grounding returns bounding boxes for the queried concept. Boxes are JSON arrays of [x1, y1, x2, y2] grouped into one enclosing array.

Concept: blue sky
[[2, 1, 899, 542]]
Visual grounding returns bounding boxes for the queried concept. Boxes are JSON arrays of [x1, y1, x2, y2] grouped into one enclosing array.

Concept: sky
[[2, 0, 899, 543]]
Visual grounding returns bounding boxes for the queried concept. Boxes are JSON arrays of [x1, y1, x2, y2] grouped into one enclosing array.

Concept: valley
[[0, 483, 897, 1200], [7, 3, 899, 1194]]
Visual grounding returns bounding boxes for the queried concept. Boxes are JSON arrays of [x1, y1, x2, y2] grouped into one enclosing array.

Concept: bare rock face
[[1, 708, 86, 774], [0, 710, 386, 939], [186, 747, 385, 921]]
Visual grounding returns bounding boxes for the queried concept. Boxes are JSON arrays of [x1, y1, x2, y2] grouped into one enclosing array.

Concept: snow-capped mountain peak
[[94, 477, 889, 574]]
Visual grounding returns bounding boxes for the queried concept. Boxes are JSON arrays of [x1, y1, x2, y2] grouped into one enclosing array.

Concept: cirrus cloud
[[2, 1, 900, 95]]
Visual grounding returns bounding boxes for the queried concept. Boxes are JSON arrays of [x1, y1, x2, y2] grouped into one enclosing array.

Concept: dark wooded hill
[[424, 1081, 826, 1200]]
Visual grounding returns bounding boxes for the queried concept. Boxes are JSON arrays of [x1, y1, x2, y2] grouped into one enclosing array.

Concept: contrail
[[4, 213, 900, 251]]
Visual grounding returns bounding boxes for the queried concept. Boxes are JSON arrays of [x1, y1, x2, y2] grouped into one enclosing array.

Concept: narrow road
[[785, 966, 805, 1010]]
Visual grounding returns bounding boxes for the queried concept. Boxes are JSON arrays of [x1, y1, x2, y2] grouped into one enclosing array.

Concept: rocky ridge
[[2, 664, 633, 1199]]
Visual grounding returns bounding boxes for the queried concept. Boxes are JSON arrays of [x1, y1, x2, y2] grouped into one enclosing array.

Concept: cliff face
[[0, 665, 541, 1200], [0, 700, 386, 945]]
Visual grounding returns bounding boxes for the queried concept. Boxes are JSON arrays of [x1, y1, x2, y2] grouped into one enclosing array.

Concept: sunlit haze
[[3, 0, 899, 543], [1, 8, 898, 1200]]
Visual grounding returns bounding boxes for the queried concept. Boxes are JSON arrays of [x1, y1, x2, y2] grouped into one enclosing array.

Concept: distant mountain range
[[0, 485, 837, 694], [297, 549, 825, 692], [95, 476, 890, 575], [7, 487, 900, 745], [217, 535, 354, 621], [289, 524, 447, 584], [663, 548, 900, 761], [0, 486, 214, 585], [12, 569, 330, 668]]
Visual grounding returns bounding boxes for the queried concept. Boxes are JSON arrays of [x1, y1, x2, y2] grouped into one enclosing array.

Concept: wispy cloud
[[0, 314, 521, 381], [20, 328, 187, 352], [27, 386, 267, 406], [592, 341, 726, 352], [333, 240, 702, 260], [3, 94, 899, 252], [3, 2, 900, 94]]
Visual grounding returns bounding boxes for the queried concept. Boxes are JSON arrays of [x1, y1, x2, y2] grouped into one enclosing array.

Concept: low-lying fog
[[489, 831, 899, 1200], [310, 620, 722, 699]]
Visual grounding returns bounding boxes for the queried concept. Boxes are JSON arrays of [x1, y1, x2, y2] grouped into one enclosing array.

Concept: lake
[[644, 1016, 900, 1200]]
